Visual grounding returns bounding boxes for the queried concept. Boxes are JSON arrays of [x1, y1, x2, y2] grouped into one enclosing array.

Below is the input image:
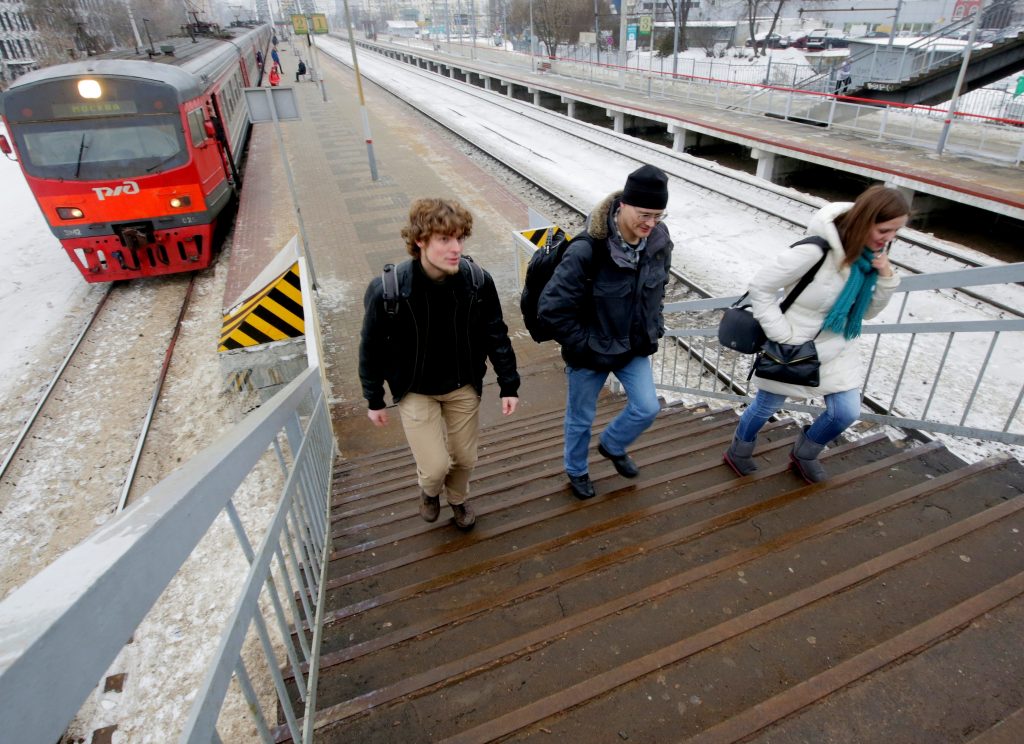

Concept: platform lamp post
[[618, 0, 629, 86], [937, 0, 985, 155], [529, 0, 535, 72], [594, 0, 600, 66], [304, 12, 328, 102], [341, 0, 379, 180], [445, 0, 451, 44]]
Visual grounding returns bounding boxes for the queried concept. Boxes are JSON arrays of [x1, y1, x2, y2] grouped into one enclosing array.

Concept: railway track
[[0, 275, 197, 591], [321, 37, 1024, 319]]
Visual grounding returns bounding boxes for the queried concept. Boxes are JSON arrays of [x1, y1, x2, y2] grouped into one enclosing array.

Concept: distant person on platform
[[268, 64, 281, 87], [536, 165, 673, 500], [255, 50, 263, 69], [359, 198, 520, 531], [835, 60, 852, 95], [272, 33, 278, 46], [271, 47, 282, 72], [296, 60, 307, 82]]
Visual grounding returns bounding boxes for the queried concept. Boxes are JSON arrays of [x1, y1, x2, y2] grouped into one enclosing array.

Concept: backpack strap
[[779, 236, 829, 314], [461, 255, 485, 294], [381, 262, 400, 317]]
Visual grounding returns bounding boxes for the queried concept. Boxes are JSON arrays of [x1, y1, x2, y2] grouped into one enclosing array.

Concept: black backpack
[[381, 256, 484, 317], [520, 231, 593, 343]]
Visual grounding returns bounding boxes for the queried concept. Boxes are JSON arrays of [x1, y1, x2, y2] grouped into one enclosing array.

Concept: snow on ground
[[0, 123, 100, 404]]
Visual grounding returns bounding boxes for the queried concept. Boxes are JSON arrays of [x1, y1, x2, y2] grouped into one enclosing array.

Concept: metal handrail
[[658, 263, 1024, 446]]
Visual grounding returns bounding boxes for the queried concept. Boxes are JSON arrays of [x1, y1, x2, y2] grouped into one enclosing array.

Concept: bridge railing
[[0, 248, 336, 743], [0, 365, 334, 743], [656, 263, 1024, 447]]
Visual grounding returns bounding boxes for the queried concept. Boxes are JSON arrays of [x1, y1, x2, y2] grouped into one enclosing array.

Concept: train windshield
[[14, 115, 189, 181]]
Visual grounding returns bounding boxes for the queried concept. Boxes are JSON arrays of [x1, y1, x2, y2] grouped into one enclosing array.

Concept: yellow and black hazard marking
[[224, 369, 254, 392], [519, 225, 569, 249], [219, 263, 304, 351]]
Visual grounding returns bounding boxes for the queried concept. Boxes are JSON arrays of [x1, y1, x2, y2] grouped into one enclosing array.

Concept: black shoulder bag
[[747, 237, 831, 387]]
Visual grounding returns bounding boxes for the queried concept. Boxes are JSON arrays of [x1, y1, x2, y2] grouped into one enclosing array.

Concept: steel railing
[[656, 263, 1024, 446], [0, 251, 336, 742], [418, 37, 1024, 165]]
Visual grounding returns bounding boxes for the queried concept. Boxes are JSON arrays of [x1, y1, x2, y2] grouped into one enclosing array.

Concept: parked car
[[745, 33, 790, 50], [804, 29, 849, 50]]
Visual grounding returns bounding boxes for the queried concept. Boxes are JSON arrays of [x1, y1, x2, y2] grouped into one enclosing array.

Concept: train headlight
[[57, 207, 85, 219], [169, 196, 192, 209], [77, 79, 102, 99]]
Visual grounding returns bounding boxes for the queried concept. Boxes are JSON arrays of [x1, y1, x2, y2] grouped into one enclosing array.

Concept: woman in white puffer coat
[[724, 185, 909, 483]]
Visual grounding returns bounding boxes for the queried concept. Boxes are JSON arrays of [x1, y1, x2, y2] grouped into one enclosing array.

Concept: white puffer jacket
[[748, 202, 901, 399]]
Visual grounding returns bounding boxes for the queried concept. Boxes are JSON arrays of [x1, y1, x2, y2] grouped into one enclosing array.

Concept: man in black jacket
[[537, 165, 673, 500], [359, 198, 520, 529]]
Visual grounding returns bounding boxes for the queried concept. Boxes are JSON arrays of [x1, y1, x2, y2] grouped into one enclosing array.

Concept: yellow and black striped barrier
[[520, 225, 568, 249], [219, 263, 304, 351]]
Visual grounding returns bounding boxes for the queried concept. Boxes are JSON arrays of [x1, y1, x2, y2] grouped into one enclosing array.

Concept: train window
[[14, 116, 189, 181], [187, 108, 206, 146]]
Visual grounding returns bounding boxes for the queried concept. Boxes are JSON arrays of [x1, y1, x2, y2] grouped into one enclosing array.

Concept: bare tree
[[510, 0, 603, 59], [742, 0, 788, 58]]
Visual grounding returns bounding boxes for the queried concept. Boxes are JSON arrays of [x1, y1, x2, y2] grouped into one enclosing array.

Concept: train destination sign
[[52, 101, 139, 117]]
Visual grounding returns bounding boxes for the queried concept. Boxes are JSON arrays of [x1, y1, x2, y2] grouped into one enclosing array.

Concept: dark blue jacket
[[537, 193, 673, 372]]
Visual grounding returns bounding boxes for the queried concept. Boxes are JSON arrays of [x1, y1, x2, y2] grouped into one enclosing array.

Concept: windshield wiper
[[145, 151, 180, 173], [74, 134, 88, 178]]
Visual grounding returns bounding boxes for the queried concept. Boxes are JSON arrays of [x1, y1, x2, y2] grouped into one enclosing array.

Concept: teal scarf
[[822, 251, 877, 339]]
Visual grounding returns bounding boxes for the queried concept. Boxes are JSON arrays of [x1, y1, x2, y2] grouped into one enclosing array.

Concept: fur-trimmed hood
[[583, 191, 622, 242]]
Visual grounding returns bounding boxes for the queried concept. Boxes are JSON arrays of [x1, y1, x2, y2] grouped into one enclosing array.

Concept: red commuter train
[[0, 24, 272, 282]]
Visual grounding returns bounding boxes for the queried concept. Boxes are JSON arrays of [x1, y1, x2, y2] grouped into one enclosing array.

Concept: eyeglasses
[[634, 209, 668, 224]]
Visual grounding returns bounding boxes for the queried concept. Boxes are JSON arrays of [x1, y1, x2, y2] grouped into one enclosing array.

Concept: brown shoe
[[451, 502, 476, 531], [419, 491, 440, 522]]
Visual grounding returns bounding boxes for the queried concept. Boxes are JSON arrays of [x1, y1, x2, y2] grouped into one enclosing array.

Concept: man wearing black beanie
[[536, 164, 673, 500]]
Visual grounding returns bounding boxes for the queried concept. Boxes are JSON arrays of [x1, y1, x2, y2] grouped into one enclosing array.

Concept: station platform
[[225, 38, 568, 459], [370, 39, 1024, 221]]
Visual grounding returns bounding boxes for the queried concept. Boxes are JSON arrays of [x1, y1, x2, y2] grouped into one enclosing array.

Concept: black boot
[[419, 491, 440, 522], [451, 502, 476, 530], [790, 426, 827, 483], [723, 435, 758, 476]]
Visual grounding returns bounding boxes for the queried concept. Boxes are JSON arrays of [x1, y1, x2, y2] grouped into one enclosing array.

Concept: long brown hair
[[401, 198, 473, 258], [834, 185, 910, 266]]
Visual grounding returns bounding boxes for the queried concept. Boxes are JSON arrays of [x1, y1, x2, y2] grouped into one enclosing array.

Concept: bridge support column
[[671, 125, 699, 152], [533, 88, 542, 106], [484, 77, 492, 91], [609, 110, 625, 133], [563, 98, 576, 119], [887, 183, 944, 225], [751, 148, 778, 181]]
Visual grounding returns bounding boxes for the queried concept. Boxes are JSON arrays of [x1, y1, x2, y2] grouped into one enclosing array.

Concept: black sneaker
[[568, 473, 596, 500], [598, 442, 639, 478], [419, 491, 440, 522], [451, 502, 476, 530]]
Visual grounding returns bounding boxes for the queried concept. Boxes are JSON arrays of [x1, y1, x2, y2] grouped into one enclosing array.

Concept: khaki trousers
[[397, 385, 480, 505]]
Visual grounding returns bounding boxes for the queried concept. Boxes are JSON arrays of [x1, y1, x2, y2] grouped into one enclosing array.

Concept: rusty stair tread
[[290, 396, 1024, 744]]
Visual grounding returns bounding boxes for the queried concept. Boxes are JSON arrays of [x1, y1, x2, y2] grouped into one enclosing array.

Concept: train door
[[186, 101, 232, 200]]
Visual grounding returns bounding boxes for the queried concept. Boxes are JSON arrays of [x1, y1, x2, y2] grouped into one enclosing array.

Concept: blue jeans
[[735, 388, 861, 446], [564, 355, 661, 476]]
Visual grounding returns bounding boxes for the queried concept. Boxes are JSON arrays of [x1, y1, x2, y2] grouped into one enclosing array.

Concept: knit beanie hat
[[621, 165, 669, 210]]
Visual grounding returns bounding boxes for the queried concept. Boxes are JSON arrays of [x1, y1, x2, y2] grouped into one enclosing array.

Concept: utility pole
[[341, 0, 378, 180], [125, 0, 143, 54], [594, 0, 600, 66], [887, 0, 904, 48], [937, 0, 985, 154], [671, 0, 680, 76]]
